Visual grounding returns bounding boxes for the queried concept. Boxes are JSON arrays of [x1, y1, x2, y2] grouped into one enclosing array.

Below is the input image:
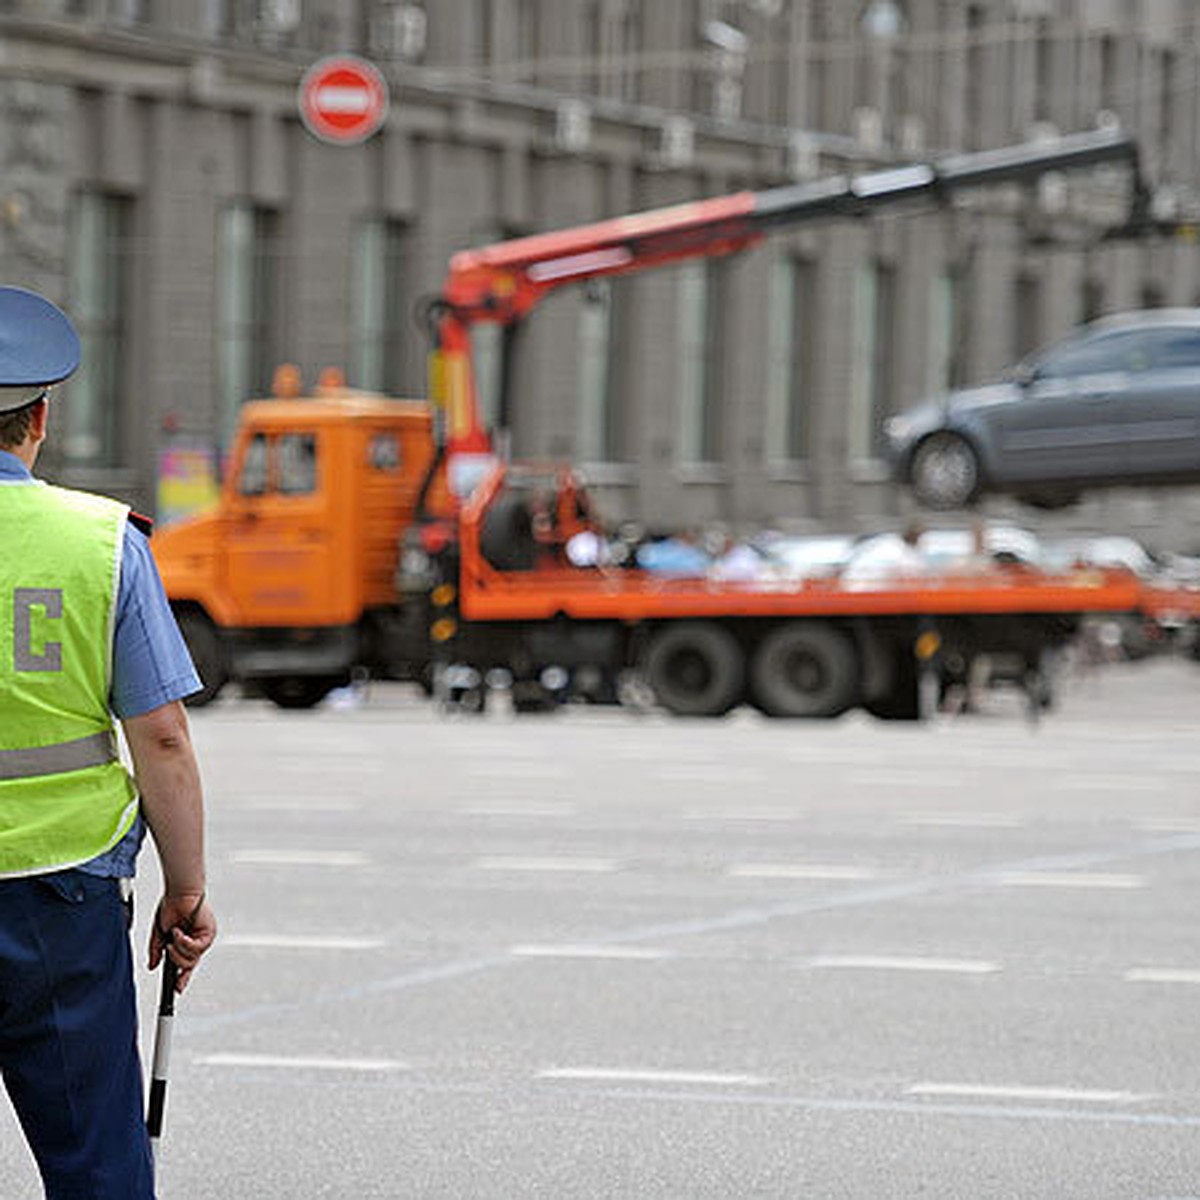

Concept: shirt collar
[[0, 450, 33, 480]]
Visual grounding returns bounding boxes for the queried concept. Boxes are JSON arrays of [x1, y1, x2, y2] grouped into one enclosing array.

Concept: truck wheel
[[479, 495, 537, 570], [749, 622, 857, 718], [175, 610, 227, 707], [642, 622, 744, 717], [260, 676, 341, 710]]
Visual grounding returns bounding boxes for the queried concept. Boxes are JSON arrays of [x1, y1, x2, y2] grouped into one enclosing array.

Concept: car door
[[987, 328, 1145, 484], [223, 429, 336, 625], [1109, 326, 1200, 479]]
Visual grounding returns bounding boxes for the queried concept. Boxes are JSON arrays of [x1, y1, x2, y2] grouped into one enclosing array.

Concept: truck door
[[223, 429, 337, 625]]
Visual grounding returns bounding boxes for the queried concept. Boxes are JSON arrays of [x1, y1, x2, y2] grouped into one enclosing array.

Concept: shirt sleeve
[[110, 524, 202, 719]]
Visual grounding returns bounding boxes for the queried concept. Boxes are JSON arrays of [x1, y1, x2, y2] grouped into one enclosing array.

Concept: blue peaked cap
[[0, 287, 81, 408]]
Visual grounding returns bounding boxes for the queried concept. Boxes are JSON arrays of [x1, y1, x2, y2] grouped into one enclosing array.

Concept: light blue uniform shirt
[[0, 451, 201, 877]]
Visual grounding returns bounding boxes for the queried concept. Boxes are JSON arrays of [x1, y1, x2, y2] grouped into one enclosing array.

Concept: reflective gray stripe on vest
[[0, 731, 117, 780]]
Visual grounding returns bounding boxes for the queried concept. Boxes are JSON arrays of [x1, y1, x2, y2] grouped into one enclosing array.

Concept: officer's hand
[[149, 892, 217, 993]]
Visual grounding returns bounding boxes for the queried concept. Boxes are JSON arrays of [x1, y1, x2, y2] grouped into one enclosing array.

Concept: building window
[[577, 279, 617, 461], [1033, 18, 1053, 123], [677, 260, 724, 464], [351, 217, 409, 393], [217, 202, 278, 450], [364, 1, 427, 62], [67, 190, 132, 467], [849, 260, 895, 462], [928, 269, 963, 394], [765, 256, 815, 463], [1013, 272, 1042, 361]]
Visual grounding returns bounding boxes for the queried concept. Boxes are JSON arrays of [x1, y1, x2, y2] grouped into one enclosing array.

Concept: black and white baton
[[146, 945, 179, 1163]]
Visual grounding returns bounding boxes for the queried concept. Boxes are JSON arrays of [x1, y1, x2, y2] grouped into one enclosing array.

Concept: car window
[[1143, 327, 1200, 369], [278, 433, 318, 495], [237, 433, 268, 496], [1035, 329, 1157, 379]]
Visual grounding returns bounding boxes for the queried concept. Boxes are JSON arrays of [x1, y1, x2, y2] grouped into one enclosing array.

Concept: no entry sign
[[299, 55, 389, 146]]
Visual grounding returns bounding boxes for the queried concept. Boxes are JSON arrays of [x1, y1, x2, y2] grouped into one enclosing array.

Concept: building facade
[[2, 0, 1199, 544]]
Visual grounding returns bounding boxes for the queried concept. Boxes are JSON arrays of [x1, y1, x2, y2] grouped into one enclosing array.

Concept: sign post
[[299, 54, 389, 146]]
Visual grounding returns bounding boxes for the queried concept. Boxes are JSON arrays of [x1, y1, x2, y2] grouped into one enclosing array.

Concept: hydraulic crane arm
[[429, 127, 1142, 458]]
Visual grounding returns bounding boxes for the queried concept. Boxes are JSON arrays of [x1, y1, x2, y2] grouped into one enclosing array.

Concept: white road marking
[[511, 944, 673, 961], [654, 766, 766, 784], [807, 954, 1000, 975], [851, 771, 965, 788], [683, 809, 799, 823], [466, 762, 569, 779], [727, 863, 879, 881], [197, 1053, 405, 1073], [1125, 967, 1200, 985], [992, 871, 1145, 890], [229, 849, 370, 868], [538, 1067, 769, 1087], [471, 855, 620, 873], [222, 934, 386, 951], [907, 1082, 1151, 1105], [901, 812, 1023, 829], [1052, 775, 1167, 792], [241, 798, 361, 814], [463, 803, 578, 818], [1137, 818, 1200, 834]]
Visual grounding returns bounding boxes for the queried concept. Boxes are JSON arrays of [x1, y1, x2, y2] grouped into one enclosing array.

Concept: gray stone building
[[2, 0, 1199, 545]]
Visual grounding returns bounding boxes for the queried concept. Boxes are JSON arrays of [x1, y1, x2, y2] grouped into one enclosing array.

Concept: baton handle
[[146, 951, 179, 1143]]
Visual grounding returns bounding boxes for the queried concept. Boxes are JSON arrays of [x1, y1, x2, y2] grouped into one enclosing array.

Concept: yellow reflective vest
[[0, 481, 138, 877]]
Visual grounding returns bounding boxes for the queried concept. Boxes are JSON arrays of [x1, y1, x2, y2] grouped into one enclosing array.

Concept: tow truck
[[154, 126, 1196, 717]]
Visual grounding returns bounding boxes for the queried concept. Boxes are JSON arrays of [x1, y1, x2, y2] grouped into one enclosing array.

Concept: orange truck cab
[[153, 374, 451, 707]]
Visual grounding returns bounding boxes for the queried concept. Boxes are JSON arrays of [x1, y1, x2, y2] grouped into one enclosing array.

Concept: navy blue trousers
[[0, 870, 154, 1199]]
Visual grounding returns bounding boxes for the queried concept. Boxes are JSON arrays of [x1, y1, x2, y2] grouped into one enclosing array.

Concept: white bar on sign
[[313, 86, 371, 115], [907, 1082, 1151, 1104]]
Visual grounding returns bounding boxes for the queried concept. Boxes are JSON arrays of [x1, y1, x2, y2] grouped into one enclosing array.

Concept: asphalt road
[[3, 658, 1200, 1198]]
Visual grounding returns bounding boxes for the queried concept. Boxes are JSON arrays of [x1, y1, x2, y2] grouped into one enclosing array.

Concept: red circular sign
[[299, 55, 389, 146]]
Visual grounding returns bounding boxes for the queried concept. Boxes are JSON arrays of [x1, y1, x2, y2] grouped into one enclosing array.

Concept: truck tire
[[175, 609, 227, 708], [260, 675, 342, 710], [479, 495, 537, 571], [749, 622, 857, 718], [642, 622, 744, 717]]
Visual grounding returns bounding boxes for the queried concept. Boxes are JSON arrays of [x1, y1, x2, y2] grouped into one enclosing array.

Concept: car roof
[[1083, 308, 1200, 334]]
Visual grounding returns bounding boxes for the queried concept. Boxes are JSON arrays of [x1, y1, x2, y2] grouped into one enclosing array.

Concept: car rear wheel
[[910, 433, 980, 510], [749, 622, 857, 718], [642, 622, 744, 717]]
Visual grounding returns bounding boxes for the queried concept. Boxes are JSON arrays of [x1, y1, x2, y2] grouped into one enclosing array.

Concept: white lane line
[[851, 771, 966, 788], [1137, 818, 1200, 834], [229, 849, 370, 868], [223, 934, 386, 951], [241, 798, 361, 814], [1052, 775, 1167, 792], [907, 1082, 1152, 1105], [462, 804, 578, 818], [1125, 967, 1200, 985], [196, 1053, 405, 1073], [727, 863, 879, 881], [807, 954, 1001, 975], [538, 1067, 769, 1088], [511, 944, 673, 961], [900, 812, 1024, 829], [654, 767, 767, 784], [471, 856, 620, 873], [992, 871, 1145, 890], [683, 809, 798, 823], [466, 763, 569, 779]]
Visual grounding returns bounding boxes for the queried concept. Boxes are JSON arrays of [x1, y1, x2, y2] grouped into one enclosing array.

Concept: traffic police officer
[[0, 286, 217, 1198]]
